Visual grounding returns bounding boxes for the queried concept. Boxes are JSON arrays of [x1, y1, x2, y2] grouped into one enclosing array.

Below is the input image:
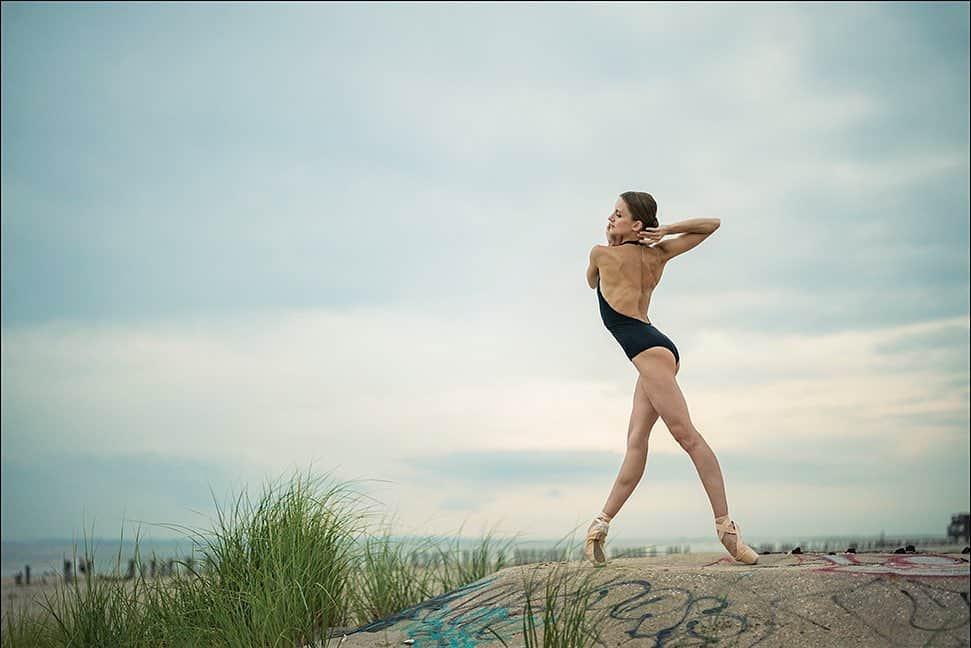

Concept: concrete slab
[[322, 551, 970, 647]]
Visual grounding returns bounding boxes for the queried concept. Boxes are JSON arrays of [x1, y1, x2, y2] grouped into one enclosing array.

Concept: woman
[[583, 191, 758, 567]]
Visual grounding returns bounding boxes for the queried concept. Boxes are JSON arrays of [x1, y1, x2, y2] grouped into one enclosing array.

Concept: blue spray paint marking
[[349, 575, 500, 633], [398, 604, 524, 648], [346, 574, 544, 647]]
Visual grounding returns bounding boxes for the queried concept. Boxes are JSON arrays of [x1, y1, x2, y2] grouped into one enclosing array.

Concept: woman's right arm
[[663, 218, 721, 235], [644, 218, 721, 262]]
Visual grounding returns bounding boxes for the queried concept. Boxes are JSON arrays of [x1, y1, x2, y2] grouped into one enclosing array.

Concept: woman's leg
[[631, 348, 746, 556], [599, 373, 660, 519]]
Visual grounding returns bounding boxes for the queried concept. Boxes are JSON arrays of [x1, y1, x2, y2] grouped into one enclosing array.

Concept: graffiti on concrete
[[345, 554, 969, 647], [350, 575, 503, 634], [810, 553, 969, 577], [586, 577, 751, 645], [760, 572, 969, 645], [345, 572, 756, 647], [390, 576, 532, 647], [702, 551, 969, 578]]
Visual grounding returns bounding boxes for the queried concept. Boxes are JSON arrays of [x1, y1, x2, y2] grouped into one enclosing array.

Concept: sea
[[3, 532, 960, 580]]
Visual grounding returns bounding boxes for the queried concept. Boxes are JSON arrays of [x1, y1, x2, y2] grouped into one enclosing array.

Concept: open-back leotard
[[597, 239, 680, 364]]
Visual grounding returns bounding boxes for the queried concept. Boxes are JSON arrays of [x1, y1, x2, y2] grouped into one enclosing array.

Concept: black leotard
[[597, 240, 680, 364]]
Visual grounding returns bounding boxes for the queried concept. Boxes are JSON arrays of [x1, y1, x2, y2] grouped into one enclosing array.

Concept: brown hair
[[620, 191, 658, 230]]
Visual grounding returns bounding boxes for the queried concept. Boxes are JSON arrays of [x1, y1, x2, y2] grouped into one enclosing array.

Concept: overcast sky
[[2, 1, 968, 545]]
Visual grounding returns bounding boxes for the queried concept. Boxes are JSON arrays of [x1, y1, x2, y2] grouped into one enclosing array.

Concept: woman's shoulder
[[596, 242, 660, 253], [594, 242, 666, 255], [590, 244, 610, 259]]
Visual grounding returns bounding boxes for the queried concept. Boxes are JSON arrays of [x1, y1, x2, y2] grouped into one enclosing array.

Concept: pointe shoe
[[585, 519, 609, 567], [715, 518, 759, 565]]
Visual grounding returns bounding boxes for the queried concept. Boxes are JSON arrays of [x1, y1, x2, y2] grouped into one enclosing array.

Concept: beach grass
[[501, 528, 609, 648], [2, 467, 599, 647]]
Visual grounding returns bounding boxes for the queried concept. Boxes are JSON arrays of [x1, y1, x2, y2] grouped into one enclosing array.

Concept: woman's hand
[[638, 224, 669, 244]]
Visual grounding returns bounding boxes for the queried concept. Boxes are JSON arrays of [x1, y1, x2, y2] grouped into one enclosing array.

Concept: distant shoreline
[[3, 534, 965, 581]]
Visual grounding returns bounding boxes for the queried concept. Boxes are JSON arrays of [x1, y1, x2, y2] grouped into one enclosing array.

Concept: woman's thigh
[[628, 373, 660, 450], [630, 347, 695, 441]]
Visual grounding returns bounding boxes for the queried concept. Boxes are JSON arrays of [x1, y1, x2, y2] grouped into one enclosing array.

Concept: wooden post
[[63, 559, 73, 584], [25, 565, 31, 585]]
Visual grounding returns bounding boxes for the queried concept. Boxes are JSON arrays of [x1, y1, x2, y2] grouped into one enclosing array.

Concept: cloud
[[0, 451, 264, 541], [2, 308, 965, 468], [1, 2, 967, 541]]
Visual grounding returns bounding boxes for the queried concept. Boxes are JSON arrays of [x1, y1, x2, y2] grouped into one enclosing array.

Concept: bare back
[[596, 242, 667, 324]]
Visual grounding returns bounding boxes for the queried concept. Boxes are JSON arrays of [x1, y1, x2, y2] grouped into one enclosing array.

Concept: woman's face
[[607, 197, 640, 236]]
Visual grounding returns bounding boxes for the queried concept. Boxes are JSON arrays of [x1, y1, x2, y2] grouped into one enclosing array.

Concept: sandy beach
[[1, 573, 181, 621]]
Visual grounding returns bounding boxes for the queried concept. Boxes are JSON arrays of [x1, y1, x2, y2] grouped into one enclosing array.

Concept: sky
[[1, 1, 969, 545]]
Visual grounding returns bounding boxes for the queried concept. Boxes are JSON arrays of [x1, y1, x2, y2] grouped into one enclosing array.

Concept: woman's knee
[[667, 421, 700, 451], [626, 433, 650, 454]]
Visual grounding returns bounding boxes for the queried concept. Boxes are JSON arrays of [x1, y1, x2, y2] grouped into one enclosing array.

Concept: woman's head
[[608, 191, 658, 238]]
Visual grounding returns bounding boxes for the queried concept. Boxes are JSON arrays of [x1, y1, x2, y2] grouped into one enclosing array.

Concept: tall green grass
[[486, 527, 611, 648], [5, 523, 172, 646], [2, 468, 561, 647]]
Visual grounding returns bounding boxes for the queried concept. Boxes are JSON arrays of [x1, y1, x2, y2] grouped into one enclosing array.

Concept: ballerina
[[584, 191, 758, 567]]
